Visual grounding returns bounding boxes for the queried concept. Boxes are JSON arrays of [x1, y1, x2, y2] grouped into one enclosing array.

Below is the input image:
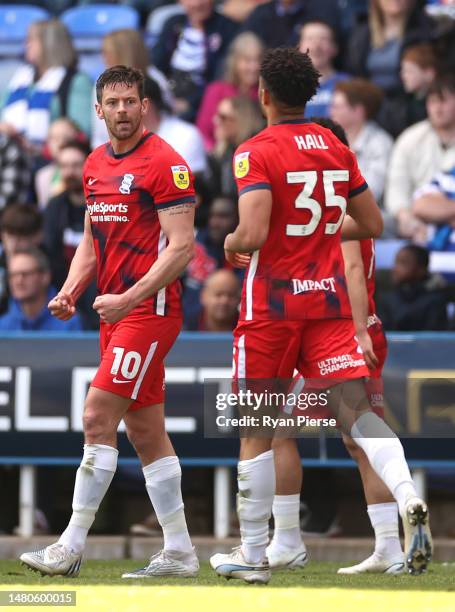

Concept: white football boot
[[20, 543, 82, 577], [338, 552, 405, 575], [266, 543, 308, 570], [210, 546, 271, 584], [122, 548, 199, 578], [401, 497, 433, 575]]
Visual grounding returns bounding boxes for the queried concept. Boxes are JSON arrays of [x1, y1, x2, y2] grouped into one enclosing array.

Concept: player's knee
[[83, 406, 109, 440], [126, 426, 152, 456]]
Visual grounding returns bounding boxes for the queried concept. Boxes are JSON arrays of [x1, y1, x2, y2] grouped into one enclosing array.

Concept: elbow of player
[[366, 212, 383, 239], [173, 239, 194, 266]]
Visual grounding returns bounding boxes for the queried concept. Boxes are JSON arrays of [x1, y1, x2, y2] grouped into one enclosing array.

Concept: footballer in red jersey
[[210, 50, 432, 583], [20, 67, 199, 579]]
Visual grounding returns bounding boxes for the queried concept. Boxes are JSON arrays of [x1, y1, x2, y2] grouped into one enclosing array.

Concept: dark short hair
[[335, 79, 384, 120], [0, 204, 42, 237], [11, 246, 50, 272], [400, 244, 429, 269], [96, 65, 145, 104], [59, 139, 91, 158], [310, 117, 349, 146], [260, 47, 320, 109], [427, 73, 455, 99]]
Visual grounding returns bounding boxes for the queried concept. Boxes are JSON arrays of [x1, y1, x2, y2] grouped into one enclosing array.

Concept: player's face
[[97, 83, 147, 141], [8, 254, 49, 302]]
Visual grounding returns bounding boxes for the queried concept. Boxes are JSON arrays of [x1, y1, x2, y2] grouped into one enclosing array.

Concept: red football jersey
[[359, 238, 376, 317], [83, 131, 195, 318], [233, 120, 368, 320]]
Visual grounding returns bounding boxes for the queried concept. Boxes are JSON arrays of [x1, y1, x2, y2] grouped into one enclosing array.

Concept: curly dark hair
[[260, 47, 320, 109], [96, 65, 145, 103]]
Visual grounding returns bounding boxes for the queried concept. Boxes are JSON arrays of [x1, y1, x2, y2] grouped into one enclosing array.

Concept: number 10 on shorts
[[110, 347, 142, 380]]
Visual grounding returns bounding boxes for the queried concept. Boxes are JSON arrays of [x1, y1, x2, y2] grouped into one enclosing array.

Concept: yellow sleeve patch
[[171, 165, 190, 189], [234, 152, 250, 179]]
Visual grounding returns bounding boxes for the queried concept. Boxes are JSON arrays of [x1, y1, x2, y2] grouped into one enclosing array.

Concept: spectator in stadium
[[0, 247, 82, 331], [299, 21, 349, 118], [152, 0, 239, 121], [345, 0, 435, 97], [182, 196, 239, 328], [380, 42, 439, 136], [185, 269, 241, 330], [42, 140, 97, 330], [412, 164, 455, 252], [330, 79, 393, 204], [378, 244, 449, 330], [0, 204, 43, 315], [91, 28, 173, 149], [241, 0, 343, 48], [0, 132, 31, 209], [142, 77, 208, 176], [35, 118, 82, 209], [208, 96, 264, 199], [385, 74, 455, 240], [196, 32, 263, 150], [0, 19, 92, 150]]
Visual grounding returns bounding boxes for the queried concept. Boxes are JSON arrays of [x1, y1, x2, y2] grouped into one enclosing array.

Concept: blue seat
[[0, 4, 50, 57], [61, 4, 140, 51]]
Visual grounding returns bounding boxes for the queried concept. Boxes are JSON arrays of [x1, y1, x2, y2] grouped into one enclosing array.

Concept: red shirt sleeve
[[149, 147, 196, 210], [233, 141, 272, 197], [346, 147, 368, 198]]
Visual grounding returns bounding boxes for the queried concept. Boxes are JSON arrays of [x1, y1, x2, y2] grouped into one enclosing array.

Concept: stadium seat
[[61, 4, 140, 52], [0, 5, 50, 57], [145, 3, 185, 49]]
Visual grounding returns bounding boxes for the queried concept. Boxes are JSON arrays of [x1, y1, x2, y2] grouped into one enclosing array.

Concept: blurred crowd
[[0, 0, 455, 332]]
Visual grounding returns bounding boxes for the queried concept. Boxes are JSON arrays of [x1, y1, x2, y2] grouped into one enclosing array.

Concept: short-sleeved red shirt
[[83, 131, 195, 318], [233, 119, 368, 321]]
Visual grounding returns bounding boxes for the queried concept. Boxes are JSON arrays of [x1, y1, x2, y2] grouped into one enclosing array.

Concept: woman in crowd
[[91, 28, 173, 148], [196, 32, 263, 150], [208, 95, 264, 199], [345, 0, 435, 98], [0, 19, 92, 151]]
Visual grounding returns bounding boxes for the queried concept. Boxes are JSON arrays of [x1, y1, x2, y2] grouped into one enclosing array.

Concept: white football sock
[[367, 502, 403, 559], [351, 412, 416, 514], [237, 450, 275, 564], [270, 494, 303, 551], [143, 456, 193, 554], [59, 444, 118, 554]]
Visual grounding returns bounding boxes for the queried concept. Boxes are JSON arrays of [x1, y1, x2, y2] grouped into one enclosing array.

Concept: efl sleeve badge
[[171, 165, 190, 189], [234, 152, 250, 179]]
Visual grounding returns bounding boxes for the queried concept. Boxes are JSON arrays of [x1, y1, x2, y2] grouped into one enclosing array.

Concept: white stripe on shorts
[[245, 250, 259, 321], [131, 341, 158, 401]]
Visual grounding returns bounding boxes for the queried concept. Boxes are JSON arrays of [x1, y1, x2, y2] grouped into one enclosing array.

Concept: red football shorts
[[91, 314, 181, 410], [232, 318, 369, 382]]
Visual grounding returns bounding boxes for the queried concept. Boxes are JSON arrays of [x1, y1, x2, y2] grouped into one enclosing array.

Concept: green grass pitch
[[0, 561, 454, 612]]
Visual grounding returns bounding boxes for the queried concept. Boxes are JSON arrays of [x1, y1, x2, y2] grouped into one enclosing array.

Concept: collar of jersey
[[106, 131, 153, 159], [274, 118, 313, 125]]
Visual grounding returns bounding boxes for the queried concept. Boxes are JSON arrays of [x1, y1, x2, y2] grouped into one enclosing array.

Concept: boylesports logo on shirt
[[87, 201, 129, 223], [234, 152, 250, 178], [171, 165, 190, 189]]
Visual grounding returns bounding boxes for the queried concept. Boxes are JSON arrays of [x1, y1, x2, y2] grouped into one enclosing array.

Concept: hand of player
[[356, 330, 378, 371], [48, 292, 75, 321], [93, 293, 131, 324], [224, 250, 251, 268]]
